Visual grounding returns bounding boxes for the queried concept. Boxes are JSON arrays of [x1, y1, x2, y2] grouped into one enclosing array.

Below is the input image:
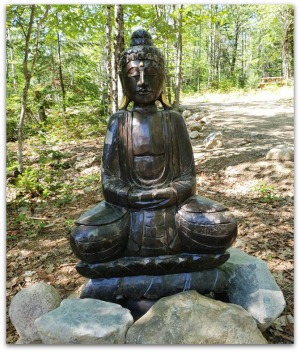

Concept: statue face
[[121, 60, 164, 105]]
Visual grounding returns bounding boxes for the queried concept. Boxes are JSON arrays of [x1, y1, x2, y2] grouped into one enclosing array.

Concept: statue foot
[[70, 201, 129, 264], [176, 196, 238, 253]]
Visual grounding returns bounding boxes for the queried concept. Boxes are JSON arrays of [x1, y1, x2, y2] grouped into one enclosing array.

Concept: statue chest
[[131, 114, 165, 155], [124, 113, 169, 185]]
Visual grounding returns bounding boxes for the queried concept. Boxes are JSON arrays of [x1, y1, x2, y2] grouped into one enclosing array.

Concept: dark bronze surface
[[80, 268, 228, 302], [76, 252, 230, 279], [70, 29, 237, 297]]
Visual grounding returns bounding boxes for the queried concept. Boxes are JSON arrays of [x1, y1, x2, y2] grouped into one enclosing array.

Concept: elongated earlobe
[[159, 92, 172, 110], [119, 95, 131, 110]]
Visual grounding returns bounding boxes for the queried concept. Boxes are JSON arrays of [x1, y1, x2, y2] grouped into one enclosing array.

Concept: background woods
[[6, 4, 293, 146], [6, 4, 294, 344]]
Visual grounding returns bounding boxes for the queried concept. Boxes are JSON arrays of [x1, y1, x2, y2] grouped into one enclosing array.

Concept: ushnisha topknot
[[130, 28, 153, 46], [119, 28, 165, 71]]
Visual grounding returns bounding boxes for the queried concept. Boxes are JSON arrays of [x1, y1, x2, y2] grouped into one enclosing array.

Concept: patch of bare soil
[[6, 89, 294, 344]]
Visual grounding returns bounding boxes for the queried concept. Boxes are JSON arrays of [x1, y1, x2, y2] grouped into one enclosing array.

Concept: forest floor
[[6, 87, 294, 344]]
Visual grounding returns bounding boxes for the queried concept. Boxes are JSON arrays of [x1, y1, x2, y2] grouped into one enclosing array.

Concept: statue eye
[[128, 68, 140, 77], [145, 68, 158, 76]]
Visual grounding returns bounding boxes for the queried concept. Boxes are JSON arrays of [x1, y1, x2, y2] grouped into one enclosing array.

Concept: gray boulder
[[204, 131, 223, 149], [222, 248, 286, 331], [182, 110, 192, 119], [189, 131, 200, 139], [126, 291, 267, 344], [35, 298, 133, 344], [189, 112, 203, 121], [266, 145, 294, 161], [9, 281, 61, 344], [189, 122, 203, 132]]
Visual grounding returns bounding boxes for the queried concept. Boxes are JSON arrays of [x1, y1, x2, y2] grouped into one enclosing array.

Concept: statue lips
[[137, 89, 153, 95]]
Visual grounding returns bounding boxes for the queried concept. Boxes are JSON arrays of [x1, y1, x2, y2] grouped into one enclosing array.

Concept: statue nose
[[137, 70, 146, 87]]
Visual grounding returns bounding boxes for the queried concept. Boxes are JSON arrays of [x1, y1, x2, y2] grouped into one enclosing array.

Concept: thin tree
[[173, 4, 183, 111], [56, 13, 66, 113], [7, 27, 17, 91], [281, 6, 294, 80], [105, 5, 113, 115], [56, 30, 66, 113], [17, 5, 49, 173], [112, 5, 124, 113]]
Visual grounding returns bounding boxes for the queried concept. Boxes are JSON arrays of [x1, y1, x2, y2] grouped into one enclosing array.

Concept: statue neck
[[132, 103, 158, 114]]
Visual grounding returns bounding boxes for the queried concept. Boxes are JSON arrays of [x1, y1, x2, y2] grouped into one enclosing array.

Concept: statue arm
[[101, 113, 130, 207], [169, 111, 197, 204]]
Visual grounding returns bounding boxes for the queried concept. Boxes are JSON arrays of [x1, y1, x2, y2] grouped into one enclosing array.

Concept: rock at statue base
[[126, 291, 267, 345], [78, 248, 285, 331], [222, 248, 286, 331], [9, 281, 61, 344], [34, 298, 133, 344]]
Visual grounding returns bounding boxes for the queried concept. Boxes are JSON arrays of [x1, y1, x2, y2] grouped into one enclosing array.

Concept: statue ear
[[158, 92, 172, 110], [119, 95, 131, 110]]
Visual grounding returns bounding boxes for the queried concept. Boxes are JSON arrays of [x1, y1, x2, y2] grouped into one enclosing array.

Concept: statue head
[[119, 29, 171, 109]]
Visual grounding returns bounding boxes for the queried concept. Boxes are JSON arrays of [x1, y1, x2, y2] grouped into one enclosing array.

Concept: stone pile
[[9, 249, 286, 345], [183, 108, 210, 140]]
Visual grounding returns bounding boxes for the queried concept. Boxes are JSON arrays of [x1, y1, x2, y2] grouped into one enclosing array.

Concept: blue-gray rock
[[9, 282, 61, 344], [189, 122, 203, 132], [189, 131, 200, 139], [34, 298, 133, 344], [266, 145, 294, 161], [182, 110, 192, 118], [204, 131, 223, 149], [221, 248, 286, 330], [126, 291, 268, 344]]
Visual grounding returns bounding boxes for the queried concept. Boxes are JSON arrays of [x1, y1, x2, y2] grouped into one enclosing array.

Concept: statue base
[[78, 248, 286, 330], [76, 252, 229, 279], [80, 269, 228, 302]]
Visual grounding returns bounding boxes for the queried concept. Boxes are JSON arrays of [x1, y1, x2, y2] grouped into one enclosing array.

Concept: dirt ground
[[6, 88, 294, 344]]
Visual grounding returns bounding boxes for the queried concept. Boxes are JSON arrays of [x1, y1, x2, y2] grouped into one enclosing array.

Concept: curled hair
[[119, 29, 165, 72]]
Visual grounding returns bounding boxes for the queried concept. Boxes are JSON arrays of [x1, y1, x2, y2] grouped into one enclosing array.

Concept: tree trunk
[[112, 5, 124, 113], [7, 27, 17, 90], [282, 7, 294, 80], [197, 19, 202, 92], [230, 21, 241, 74], [208, 5, 214, 87], [56, 31, 66, 113], [105, 5, 113, 114], [173, 4, 183, 111], [165, 41, 172, 104], [18, 79, 30, 173], [17, 6, 35, 173], [17, 5, 49, 173]]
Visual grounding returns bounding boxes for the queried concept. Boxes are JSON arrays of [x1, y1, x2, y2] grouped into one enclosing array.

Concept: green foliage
[[252, 181, 282, 203], [15, 167, 42, 196], [5, 4, 294, 174]]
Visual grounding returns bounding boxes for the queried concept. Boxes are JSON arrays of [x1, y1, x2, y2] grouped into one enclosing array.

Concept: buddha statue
[[70, 29, 237, 284]]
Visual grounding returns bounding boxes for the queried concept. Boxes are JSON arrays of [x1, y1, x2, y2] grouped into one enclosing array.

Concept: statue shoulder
[[164, 110, 186, 127], [107, 110, 126, 127], [165, 110, 184, 121]]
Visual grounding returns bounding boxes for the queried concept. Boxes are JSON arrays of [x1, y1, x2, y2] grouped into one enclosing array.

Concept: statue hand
[[129, 187, 177, 209]]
